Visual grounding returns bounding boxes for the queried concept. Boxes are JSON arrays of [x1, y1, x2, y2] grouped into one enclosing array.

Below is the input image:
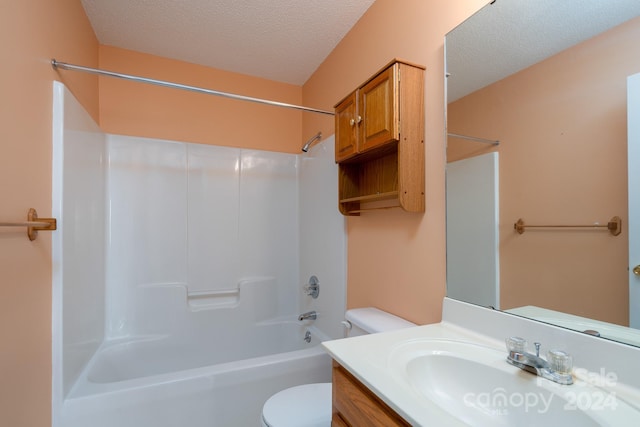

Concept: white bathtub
[[62, 322, 332, 427]]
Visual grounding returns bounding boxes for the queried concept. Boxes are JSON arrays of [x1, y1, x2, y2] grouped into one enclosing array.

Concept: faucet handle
[[547, 349, 573, 374], [303, 275, 320, 299], [534, 342, 541, 357], [506, 336, 527, 353]]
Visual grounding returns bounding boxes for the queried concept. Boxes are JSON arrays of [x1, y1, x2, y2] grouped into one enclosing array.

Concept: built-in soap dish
[[187, 289, 240, 310]]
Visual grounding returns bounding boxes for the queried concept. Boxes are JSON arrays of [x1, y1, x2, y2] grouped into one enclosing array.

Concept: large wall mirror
[[445, 0, 640, 346]]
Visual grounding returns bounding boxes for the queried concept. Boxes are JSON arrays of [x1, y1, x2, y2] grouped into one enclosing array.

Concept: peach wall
[[302, 0, 487, 325], [0, 1, 529, 423], [0, 1, 99, 426], [448, 17, 640, 326], [99, 46, 303, 153]]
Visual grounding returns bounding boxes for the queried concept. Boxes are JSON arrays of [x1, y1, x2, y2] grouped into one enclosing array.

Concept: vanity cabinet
[[332, 361, 409, 427], [334, 59, 425, 215]]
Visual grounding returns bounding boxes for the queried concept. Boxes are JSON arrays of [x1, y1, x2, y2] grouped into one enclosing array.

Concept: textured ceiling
[[446, 0, 640, 102], [81, 0, 375, 85]]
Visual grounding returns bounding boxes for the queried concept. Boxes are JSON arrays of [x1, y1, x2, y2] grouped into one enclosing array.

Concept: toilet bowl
[[260, 307, 415, 427], [261, 383, 331, 427]]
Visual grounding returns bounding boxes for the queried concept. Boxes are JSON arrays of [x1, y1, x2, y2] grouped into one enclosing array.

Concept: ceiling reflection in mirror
[[445, 0, 640, 346]]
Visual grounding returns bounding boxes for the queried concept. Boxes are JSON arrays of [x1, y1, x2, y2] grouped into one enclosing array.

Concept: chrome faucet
[[505, 337, 573, 385], [298, 311, 317, 321]]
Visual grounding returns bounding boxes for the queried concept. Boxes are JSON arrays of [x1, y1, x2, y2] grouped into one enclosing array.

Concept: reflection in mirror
[[445, 0, 640, 346]]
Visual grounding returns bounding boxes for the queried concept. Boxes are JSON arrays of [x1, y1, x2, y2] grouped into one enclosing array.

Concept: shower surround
[[51, 82, 346, 426]]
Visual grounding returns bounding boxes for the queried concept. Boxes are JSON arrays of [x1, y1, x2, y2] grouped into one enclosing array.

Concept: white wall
[[298, 137, 347, 339], [52, 82, 106, 402], [629, 73, 640, 328], [105, 136, 302, 339], [446, 152, 499, 309], [103, 134, 346, 342]]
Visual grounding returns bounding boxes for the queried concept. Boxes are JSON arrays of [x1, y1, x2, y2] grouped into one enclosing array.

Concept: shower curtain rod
[[447, 132, 499, 145], [51, 59, 335, 116]]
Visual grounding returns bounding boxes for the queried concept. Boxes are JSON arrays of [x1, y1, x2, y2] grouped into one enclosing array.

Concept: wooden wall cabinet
[[334, 59, 425, 215], [332, 361, 410, 427]]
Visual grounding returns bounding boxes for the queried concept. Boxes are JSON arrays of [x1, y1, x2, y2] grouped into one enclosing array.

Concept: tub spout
[[298, 311, 317, 321]]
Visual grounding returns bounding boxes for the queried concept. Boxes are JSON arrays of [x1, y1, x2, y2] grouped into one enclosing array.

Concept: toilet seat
[[261, 383, 331, 427]]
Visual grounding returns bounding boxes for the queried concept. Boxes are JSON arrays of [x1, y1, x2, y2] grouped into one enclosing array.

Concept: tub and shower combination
[[52, 82, 345, 427], [62, 318, 331, 427]]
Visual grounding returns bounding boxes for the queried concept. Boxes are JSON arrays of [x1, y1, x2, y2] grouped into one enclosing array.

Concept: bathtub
[[62, 322, 332, 427]]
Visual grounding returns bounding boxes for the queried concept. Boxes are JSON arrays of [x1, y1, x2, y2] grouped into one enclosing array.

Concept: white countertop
[[323, 322, 503, 426], [322, 299, 640, 426]]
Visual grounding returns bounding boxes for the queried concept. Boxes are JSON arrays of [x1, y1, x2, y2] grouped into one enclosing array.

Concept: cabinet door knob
[[356, 115, 362, 124], [634, 265, 640, 276], [349, 118, 355, 127]]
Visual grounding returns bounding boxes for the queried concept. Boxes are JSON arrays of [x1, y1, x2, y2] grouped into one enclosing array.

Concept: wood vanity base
[[332, 361, 409, 427]]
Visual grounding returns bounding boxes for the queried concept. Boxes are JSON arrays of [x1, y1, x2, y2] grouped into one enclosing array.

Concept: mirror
[[445, 0, 640, 346]]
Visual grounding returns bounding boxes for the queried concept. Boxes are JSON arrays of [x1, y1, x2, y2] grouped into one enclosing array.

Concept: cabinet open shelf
[[339, 191, 399, 203]]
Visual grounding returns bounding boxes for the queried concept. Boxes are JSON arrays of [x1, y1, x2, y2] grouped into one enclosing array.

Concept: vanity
[[331, 361, 409, 426], [323, 298, 640, 426]]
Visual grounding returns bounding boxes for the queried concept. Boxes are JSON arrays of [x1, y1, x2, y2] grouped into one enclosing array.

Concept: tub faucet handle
[[303, 275, 320, 299]]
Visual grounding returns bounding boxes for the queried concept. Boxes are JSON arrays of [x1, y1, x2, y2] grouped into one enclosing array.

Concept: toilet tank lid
[[345, 307, 416, 334]]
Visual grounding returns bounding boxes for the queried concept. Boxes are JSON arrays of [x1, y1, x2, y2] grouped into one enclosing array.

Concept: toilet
[[260, 307, 416, 427]]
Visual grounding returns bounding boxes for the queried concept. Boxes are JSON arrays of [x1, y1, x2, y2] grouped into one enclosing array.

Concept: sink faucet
[[298, 311, 317, 321], [505, 337, 573, 385]]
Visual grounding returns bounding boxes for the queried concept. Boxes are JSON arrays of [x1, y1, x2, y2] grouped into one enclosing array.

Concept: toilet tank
[[345, 307, 416, 337]]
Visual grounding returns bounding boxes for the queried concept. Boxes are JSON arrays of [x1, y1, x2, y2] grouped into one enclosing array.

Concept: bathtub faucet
[[298, 311, 317, 321]]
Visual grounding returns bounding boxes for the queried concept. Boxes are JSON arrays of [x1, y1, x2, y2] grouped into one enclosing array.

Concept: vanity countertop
[[323, 322, 498, 426], [322, 300, 640, 426]]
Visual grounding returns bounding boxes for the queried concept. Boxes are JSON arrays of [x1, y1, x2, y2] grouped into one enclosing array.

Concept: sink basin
[[388, 339, 633, 426]]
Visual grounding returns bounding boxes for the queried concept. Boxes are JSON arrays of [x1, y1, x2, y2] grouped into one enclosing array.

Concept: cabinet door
[[331, 414, 349, 427], [335, 92, 358, 162], [358, 64, 399, 154], [333, 363, 410, 427]]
